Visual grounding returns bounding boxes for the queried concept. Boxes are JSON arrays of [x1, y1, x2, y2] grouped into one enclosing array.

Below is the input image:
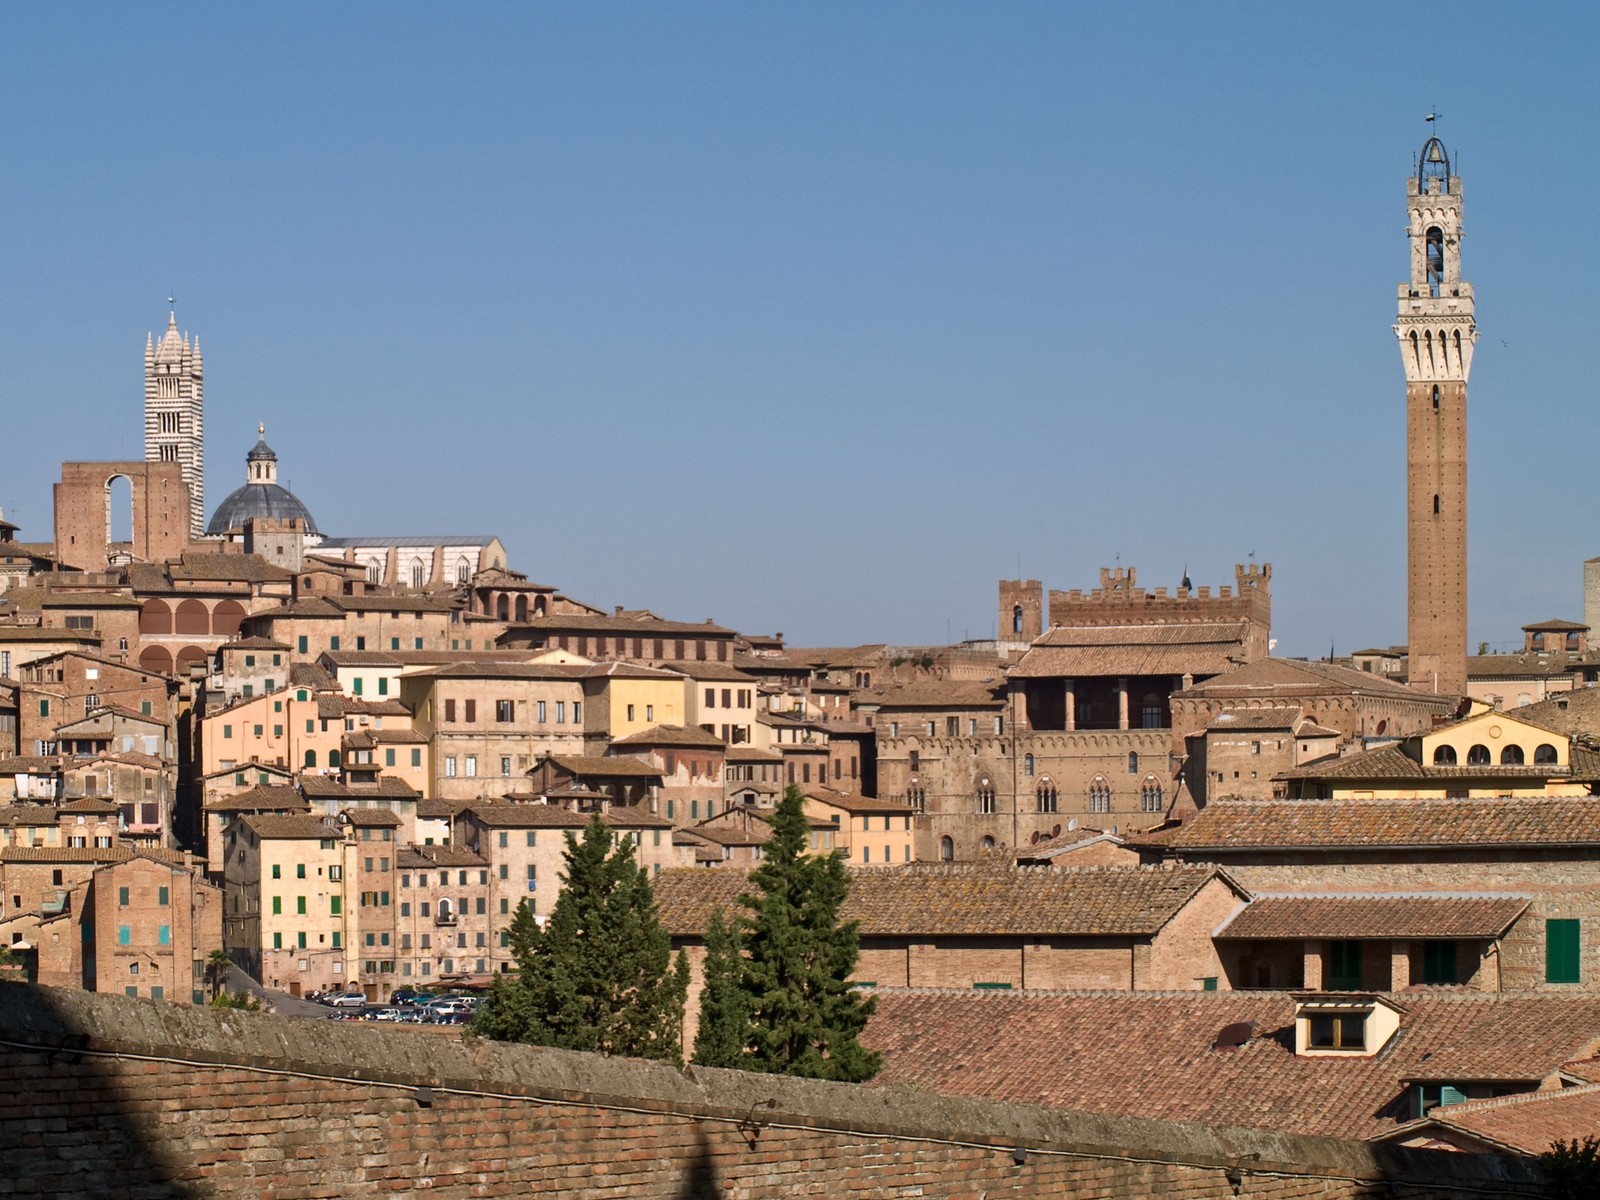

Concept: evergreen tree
[[738, 785, 880, 1082], [691, 907, 751, 1068], [472, 814, 687, 1062]]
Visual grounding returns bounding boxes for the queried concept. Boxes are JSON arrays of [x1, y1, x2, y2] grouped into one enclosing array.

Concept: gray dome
[[206, 481, 319, 536]]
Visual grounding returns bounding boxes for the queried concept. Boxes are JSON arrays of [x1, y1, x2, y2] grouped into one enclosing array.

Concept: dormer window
[[1308, 1012, 1365, 1050], [1294, 995, 1402, 1057]]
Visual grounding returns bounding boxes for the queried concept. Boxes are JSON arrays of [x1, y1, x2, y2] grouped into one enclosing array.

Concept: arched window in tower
[[1023, 753, 1034, 777], [1432, 385, 1440, 411], [980, 835, 996, 853], [1426, 226, 1444, 297], [1433, 745, 1457, 765], [456, 556, 471, 586], [1433, 494, 1441, 515], [410, 558, 425, 589], [1035, 778, 1057, 814], [1012, 605, 1024, 635], [939, 836, 954, 862], [366, 560, 381, 585], [1089, 776, 1111, 814], [906, 779, 925, 812], [976, 775, 996, 815]]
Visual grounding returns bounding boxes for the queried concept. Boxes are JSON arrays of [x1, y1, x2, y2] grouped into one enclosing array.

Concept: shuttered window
[[1547, 919, 1581, 984]]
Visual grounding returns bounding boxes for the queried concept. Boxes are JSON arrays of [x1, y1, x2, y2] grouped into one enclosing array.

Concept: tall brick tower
[[1396, 133, 1476, 696], [144, 305, 205, 537]]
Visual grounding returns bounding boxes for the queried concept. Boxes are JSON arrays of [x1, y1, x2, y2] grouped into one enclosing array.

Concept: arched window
[[497, 594, 510, 621], [329, 749, 342, 769], [410, 558, 425, 589], [1089, 776, 1111, 814], [1140, 693, 1165, 729], [976, 776, 996, 815], [1466, 744, 1491, 766], [1535, 744, 1559, 765], [906, 783, 925, 812], [457, 556, 471, 585], [438, 897, 453, 922], [980, 835, 996, 853], [1426, 226, 1444, 296], [1501, 744, 1525, 766], [1012, 604, 1023, 635], [1035, 779, 1057, 814], [1432, 745, 1457, 765], [1531, 632, 1545, 652], [304, 750, 317, 769], [514, 595, 528, 622], [1569, 632, 1581, 652], [1127, 751, 1139, 775], [367, 560, 382, 585], [1140, 776, 1163, 813], [1023, 753, 1034, 777], [1432, 385, 1440, 411], [939, 836, 954, 862], [1433, 494, 1441, 515]]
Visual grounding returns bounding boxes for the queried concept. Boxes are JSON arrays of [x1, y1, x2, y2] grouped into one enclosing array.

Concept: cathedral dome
[[205, 426, 319, 536]]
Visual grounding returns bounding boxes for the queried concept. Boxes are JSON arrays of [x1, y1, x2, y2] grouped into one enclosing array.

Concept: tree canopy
[[474, 813, 688, 1063]]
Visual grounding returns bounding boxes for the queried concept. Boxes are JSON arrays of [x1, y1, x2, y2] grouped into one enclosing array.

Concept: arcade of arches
[[136, 597, 246, 675]]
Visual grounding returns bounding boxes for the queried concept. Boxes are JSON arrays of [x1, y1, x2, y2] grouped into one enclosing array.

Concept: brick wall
[[0, 985, 1539, 1199]]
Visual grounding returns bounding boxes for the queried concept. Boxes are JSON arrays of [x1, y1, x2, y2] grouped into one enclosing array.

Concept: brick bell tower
[[1396, 131, 1477, 696]]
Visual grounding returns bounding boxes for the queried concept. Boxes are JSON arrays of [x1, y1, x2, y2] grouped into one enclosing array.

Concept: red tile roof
[[862, 989, 1600, 1140], [1407, 1081, 1600, 1154], [1215, 894, 1529, 940]]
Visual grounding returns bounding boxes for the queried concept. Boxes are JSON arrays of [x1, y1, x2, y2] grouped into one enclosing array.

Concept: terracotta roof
[[0, 804, 63, 824], [1400, 1081, 1600, 1154], [1467, 654, 1577, 680], [612, 724, 725, 749], [1016, 827, 1124, 861], [219, 637, 291, 651], [1, 844, 184, 866], [320, 650, 403, 667], [56, 797, 119, 815], [724, 746, 782, 763], [1523, 619, 1589, 633], [577, 661, 683, 680], [655, 661, 758, 682], [288, 663, 337, 689], [403, 662, 581, 682], [802, 789, 916, 816], [653, 862, 1243, 938], [862, 990, 1600, 1140], [1205, 707, 1303, 732], [1014, 622, 1249, 679], [238, 814, 340, 839], [204, 785, 307, 813], [169, 553, 295, 584], [299, 776, 418, 799], [316, 695, 410, 719], [338, 808, 403, 827], [1504, 688, 1600, 740], [539, 755, 663, 779], [600, 804, 674, 830], [1135, 797, 1600, 851], [334, 595, 457, 614], [415, 797, 463, 819], [460, 804, 588, 829], [1276, 743, 1426, 781], [398, 844, 488, 869], [871, 681, 1004, 710], [0, 628, 99, 644], [1215, 894, 1529, 940], [504, 614, 736, 637], [1175, 657, 1450, 704]]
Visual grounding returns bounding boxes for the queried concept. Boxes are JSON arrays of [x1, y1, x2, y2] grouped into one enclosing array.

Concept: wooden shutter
[[1547, 919, 1581, 984]]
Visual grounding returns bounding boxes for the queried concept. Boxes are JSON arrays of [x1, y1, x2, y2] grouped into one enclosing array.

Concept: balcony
[[434, 912, 457, 927]]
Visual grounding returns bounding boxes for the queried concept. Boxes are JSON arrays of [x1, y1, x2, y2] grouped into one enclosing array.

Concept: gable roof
[[1384, 1080, 1600, 1155], [612, 724, 725, 749], [652, 862, 1243, 938], [1134, 797, 1600, 852], [1174, 657, 1452, 705], [1215, 894, 1530, 940], [1014, 622, 1249, 679], [862, 989, 1600, 1141]]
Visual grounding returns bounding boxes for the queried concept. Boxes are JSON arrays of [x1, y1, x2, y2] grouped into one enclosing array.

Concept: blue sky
[[2, 4, 1596, 655]]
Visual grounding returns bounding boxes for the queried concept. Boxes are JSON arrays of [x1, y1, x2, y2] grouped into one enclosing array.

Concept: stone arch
[[497, 594, 510, 621], [410, 558, 426, 589], [514, 595, 528, 622], [174, 645, 208, 676], [367, 559, 382, 585], [533, 595, 548, 617], [1501, 744, 1525, 766], [139, 598, 173, 635], [1535, 744, 1558, 765], [212, 599, 247, 637], [138, 645, 173, 675], [105, 472, 135, 545], [939, 836, 954, 862], [456, 556, 471, 586], [174, 599, 209, 635]]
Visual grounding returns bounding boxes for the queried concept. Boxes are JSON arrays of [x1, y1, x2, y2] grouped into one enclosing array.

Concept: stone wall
[[0, 984, 1540, 1198]]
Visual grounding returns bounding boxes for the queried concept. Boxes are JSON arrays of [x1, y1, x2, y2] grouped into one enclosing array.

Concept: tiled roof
[[219, 637, 292, 651], [316, 695, 411, 719], [415, 797, 463, 819], [1504, 688, 1600, 740], [398, 844, 488, 869], [1174, 656, 1449, 704], [1404, 1081, 1600, 1154], [802, 789, 916, 816], [1205, 707, 1303, 732], [540, 755, 663, 779], [1523, 619, 1589, 633], [288, 663, 337, 689], [169, 552, 295, 584], [505, 614, 736, 637], [653, 862, 1241, 938], [1, 844, 185, 866], [1215, 894, 1529, 940], [1134, 797, 1600, 851], [338, 807, 402, 827], [299, 776, 418, 799], [612, 724, 725, 748], [204, 785, 307, 813], [403, 662, 581, 681], [655, 661, 758, 682], [1014, 623, 1248, 679], [0, 628, 99, 644], [56, 797, 119, 815], [577, 661, 683, 680], [870, 681, 1004, 710], [239, 814, 339, 839], [1276, 743, 1425, 781], [724, 746, 783, 763], [0, 804, 63, 825], [600, 804, 674, 830], [1467, 654, 1576, 680], [460, 803, 588, 829], [334, 595, 457, 614], [863, 990, 1600, 1140]]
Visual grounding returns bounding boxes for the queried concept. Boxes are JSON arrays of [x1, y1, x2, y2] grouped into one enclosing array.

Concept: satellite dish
[[1213, 1020, 1256, 1053], [1066, 818, 1077, 831], [1030, 830, 1040, 845], [1051, 824, 1061, 838], [1375, 719, 1388, 736], [1455, 697, 1473, 719]]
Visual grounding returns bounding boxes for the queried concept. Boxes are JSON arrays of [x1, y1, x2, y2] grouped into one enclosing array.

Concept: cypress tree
[[738, 785, 880, 1082], [472, 813, 687, 1062], [691, 907, 751, 1068]]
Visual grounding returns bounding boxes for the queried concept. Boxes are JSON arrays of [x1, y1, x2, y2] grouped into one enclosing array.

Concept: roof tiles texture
[[1216, 895, 1529, 940], [1421, 1082, 1600, 1154], [862, 989, 1600, 1141]]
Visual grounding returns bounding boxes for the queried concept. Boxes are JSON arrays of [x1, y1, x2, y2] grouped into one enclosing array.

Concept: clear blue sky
[[2, 4, 1595, 656]]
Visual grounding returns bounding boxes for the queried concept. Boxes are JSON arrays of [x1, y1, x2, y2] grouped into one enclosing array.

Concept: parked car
[[389, 988, 424, 1007], [325, 992, 368, 1008], [365, 1007, 403, 1022]]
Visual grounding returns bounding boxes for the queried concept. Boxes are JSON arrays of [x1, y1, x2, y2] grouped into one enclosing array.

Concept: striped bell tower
[[144, 305, 205, 537]]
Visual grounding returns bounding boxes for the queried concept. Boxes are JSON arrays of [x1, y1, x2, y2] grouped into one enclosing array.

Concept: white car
[[325, 992, 368, 1008]]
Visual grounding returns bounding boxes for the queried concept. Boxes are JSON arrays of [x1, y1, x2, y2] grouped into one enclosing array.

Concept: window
[[1307, 1012, 1365, 1051], [296, 896, 307, 915], [555, 701, 565, 723], [976, 777, 996, 814], [330, 896, 341, 915], [575, 702, 582, 722], [465, 756, 477, 777], [1140, 777, 1163, 813], [939, 836, 954, 862], [536, 700, 547, 723], [908, 750, 920, 772], [118, 886, 130, 906], [444, 756, 457, 777], [496, 699, 514, 722], [1329, 940, 1362, 990], [1548, 919, 1581, 984], [1535, 743, 1559, 765], [158, 925, 170, 946], [500, 756, 511, 776], [1466, 744, 1491, 765], [1501, 745, 1525, 766], [1432, 745, 1457, 765], [158, 886, 169, 906], [1088, 777, 1111, 813], [1035, 780, 1057, 813], [1023, 754, 1034, 777], [464, 699, 476, 723], [1422, 941, 1459, 985], [444, 699, 457, 723], [1127, 752, 1138, 775]]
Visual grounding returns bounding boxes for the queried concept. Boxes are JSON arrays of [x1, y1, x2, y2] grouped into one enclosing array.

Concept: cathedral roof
[[153, 311, 188, 363], [205, 430, 319, 536]]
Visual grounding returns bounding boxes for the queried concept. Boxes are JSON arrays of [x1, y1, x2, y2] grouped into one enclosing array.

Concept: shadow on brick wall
[[0, 985, 199, 1198], [675, 1124, 720, 1199]]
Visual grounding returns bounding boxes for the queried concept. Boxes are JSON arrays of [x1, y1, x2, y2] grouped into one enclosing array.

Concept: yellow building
[[579, 661, 687, 747], [1280, 705, 1600, 800], [221, 813, 348, 997], [803, 788, 917, 866]]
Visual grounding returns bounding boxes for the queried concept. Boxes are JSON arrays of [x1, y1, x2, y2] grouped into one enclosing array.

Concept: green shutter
[[1547, 919, 1581, 984]]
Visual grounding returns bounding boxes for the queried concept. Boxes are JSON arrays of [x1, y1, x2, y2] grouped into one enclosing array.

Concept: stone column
[[1303, 940, 1325, 990], [1015, 684, 1030, 731], [1064, 680, 1076, 731], [1117, 678, 1130, 731], [1390, 941, 1413, 990]]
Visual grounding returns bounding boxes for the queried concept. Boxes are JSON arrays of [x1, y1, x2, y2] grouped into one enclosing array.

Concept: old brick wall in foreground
[[0, 985, 1540, 1199]]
